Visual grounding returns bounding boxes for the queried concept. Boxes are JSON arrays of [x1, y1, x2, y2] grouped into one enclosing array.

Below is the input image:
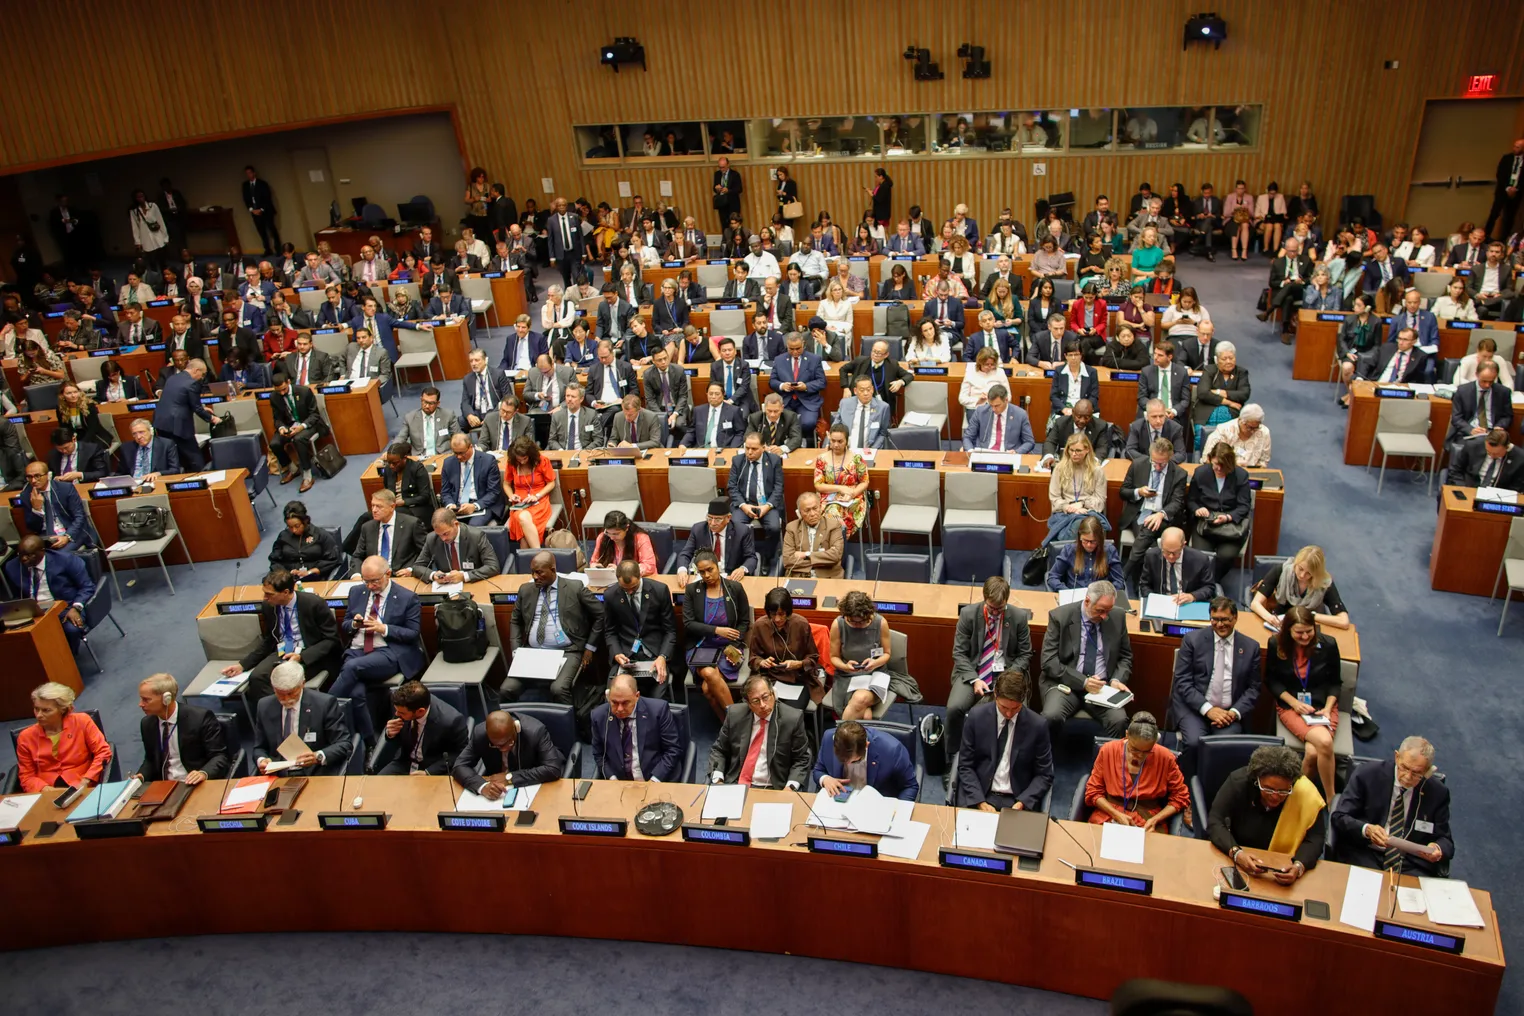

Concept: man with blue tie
[[118, 419, 181, 486], [588, 340, 637, 425], [833, 376, 893, 451], [509, 552, 605, 710], [685, 384, 746, 449], [440, 433, 503, 526], [20, 461, 95, 551], [3, 535, 93, 652], [712, 337, 757, 416], [330, 556, 427, 746], [591, 672, 683, 781], [220, 568, 342, 705], [425, 283, 475, 345], [728, 432, 784, 563], [1391, 287, 1438, 352], [884, 219, 926, 255], [1039, 580, 1131, 738], [498, 315, 550, 376], [461, 348, 511, 436], [1170, 597, 1261, 777], [921, 281, 965, 348], [961, 387, 1036, 453], [349, 295, 418, 361], [768, 333, 827, 436], [153, 357, 223, 471]]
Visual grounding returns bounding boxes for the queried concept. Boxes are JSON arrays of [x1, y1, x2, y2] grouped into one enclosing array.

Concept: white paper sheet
[[508, 647, 568, 680], [223, 780, 274, 808], [1099, 823, 1147, 864], [772, 681, 805, 703], [1477, 487, 1518, 503], [884, 799, 916, 839], [841, 785, 895, 835], [877, 820, 930, 860], [454, 789, 506, 811], [846, 671, 891, 697], [198, 470, 228, 483], [1057, 588, 1086, 605], [805, 789, 851, 828], [1143, 593, 1180, 620], [954, 810, 999, 851], [432, 581, 464, 594], [702, 785, 747, 821], [1397, 887, 1428, 914], [202, 677, 245, 698], [900, 411, 934, 427], [0, 793, 42, 830], [749, 802, 794, 840], [1420, 877, 1486, 928], [1338, 865, 1385, 932]]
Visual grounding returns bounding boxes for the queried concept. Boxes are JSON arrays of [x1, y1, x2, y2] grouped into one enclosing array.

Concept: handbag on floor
[[312, 442, 346, 479]]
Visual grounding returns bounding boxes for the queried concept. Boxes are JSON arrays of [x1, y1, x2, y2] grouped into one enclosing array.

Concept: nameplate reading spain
[[559, 817, 627, 837], [971, 461, 1014, 475], [1217, 889, 1301, 922]]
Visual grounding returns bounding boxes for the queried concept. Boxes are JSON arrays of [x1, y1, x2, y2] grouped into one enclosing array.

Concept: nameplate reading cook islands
[[558, 816, 627, 837], [789, 596, 817, 610], [197, 813, 269, 833], [88, 487, 133, 500], [1373, 919, 1465, 954], [317, 811, 389, 831], [216, 601, 261, 615], [682, 823, 750, 846], [1217, 888, 1302, 922], [439, 811, 507, 832], [938, 848, 1013, 875], [1073, 866, 1153, 895]]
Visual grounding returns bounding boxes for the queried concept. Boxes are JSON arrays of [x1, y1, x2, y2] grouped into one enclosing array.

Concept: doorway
[[287, 148, 338, 244], [1405, 97, 1524, 238]]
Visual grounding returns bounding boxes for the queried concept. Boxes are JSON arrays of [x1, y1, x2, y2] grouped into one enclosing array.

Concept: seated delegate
[[708, 675, 812, 790], [947, 577, 1033, 766], [591, 673, 683, 781], [1331, 735, 1453, 876], [16, 681, 112, 793], [815, 719, 919, 802], [1208, 744, 1325, 885], [372, 681, 469, 777], [1169, 598, 1262, 776], [1082, 711, 1189, 832], [1250, 545, 1350, 630], [1039, 580, 1132, 739], [1265, 606, 1344, 797], [451, 710, 566, 799], [1045, 516, 1123, 592], [954, 669, 1053, 812]]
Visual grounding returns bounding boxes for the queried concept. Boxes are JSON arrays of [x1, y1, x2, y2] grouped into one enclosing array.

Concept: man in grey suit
[[252, 661, 353, 777], [523, 354, 576, 412], [594, 285, 636, 344], [297, 251, 341, 286], [707, 674, 813, 789], [946, 577, 1033, 761], [394, 386, 460, 457], [509, 551, 605, 710], [283, 333, 338, 387], [1039, 580, 1132, 738], [609, 394, 663, 450], [547, 384, 607, 452], [350, 244, 389, 286], [342, 328, 394, 387], [1170, 597, 1261, 776], [642, 346, 690, 443], [349, 490, 427, 576], [832, 376, 894, 451], [478, 396, 535, 453], [407, 507, 500, 583]]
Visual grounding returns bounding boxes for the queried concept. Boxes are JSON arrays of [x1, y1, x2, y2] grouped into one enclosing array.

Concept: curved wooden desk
[[0, 777, 1501, 1013]]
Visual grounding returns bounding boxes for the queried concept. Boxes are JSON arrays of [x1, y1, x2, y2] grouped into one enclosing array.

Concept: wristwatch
[[1229, 846, 1243, 862]]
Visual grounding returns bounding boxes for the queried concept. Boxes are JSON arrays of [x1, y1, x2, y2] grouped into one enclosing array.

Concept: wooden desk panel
[[1344, 384, 1524, 468], [0, 602, 81, 722], [1431, 486, 1519, 596], [320, 383, 389, 455], [6, 777, 1490, 1015]]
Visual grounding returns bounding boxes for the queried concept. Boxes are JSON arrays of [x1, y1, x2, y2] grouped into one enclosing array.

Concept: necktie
[[133, 323, 141, 343], [379, 522, 391, 562], [629, 418, 638, 443], [857, 405, 868, 448], [449, 540, 461, 573], [1479, 391, 1490, 430], [281, 605, 296, 654], [63, 453, 73, 476], [1080, 620, 1097, 675], [569, 412, 579, 450], [1481, 457, 1498, 488], [994, 715, 1012, 774], [621, 718, 634, 778], [741, 717, 768, 786], [299, 356, 308, 385], [1384, 788, 1407, 870], [791, 358, 800, 382], [1150, 428, 1160, 446], [282, 706, 295, 739], [1391, 351, 1406, 381], [1210, 639, 1229, 708], [160, 720, 172, 776], [1167, 560, 1178, 595], [357, 350, 368, 379], [536, 586, 551, 644], [410, 719, 424, 769], [562, 215, 572, 247], [31, 566, 42, 599], [658, 371, 670, 407], [363, 594, 379, 651], [976, 610, 1000, 681], [992, 410, 1004, 450], [707, 409, 719, 446], [714, 532, 724, 568]]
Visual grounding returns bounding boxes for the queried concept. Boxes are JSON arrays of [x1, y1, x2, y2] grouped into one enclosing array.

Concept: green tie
[[1159, 369, 1169, 408]]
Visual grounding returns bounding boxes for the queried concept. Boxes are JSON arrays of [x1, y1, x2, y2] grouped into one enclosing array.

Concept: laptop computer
[[993, 808, 1048, 857], [1, 598, 45, 629]]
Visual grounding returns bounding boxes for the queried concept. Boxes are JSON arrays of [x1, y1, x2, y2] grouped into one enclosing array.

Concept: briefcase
[[118, 505, 168, 541], [209, 415, 237, 440], [312, 441, 347, 479]]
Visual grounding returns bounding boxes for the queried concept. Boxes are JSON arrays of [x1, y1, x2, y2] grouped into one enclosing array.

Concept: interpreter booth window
[[624, 123, 706, 158], [1210, 105, 1261, 148], [708, 120, 748, 157], [577, 125, 621, 162], [880, 115, 928, 155], [1118, 107, 1190, 150], [794, 116, 880, 159], [1069, 108, 1116, 150], [749, 119, 797, 159]]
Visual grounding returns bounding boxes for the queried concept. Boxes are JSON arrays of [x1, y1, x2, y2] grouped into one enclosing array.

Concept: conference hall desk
[[0, 602, 81, 722], [241, 381, 389, 456], [643, 253, 1076, 299], [4, 346, 169, 403], [1343, 382, 1524, 469], [312, 224, 439, 262], [1431, 485, 1523, 596], [4, 777, 1495, 1014], [6, 468, 259, 565], [213, 562, 1329, 717], [35, 298, 183, 346], [1293, 310, 1524, 383]]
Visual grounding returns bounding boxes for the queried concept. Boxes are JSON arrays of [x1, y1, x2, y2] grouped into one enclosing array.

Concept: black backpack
[[435, 594, 487, 663]]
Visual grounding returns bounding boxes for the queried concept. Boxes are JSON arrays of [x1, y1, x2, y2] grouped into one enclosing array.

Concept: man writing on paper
[[451, 709, 566, 799], [708, 675, 812, 790], [1332, 735, 1453, 875]]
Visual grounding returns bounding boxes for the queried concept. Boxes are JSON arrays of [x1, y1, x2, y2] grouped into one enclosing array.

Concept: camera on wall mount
[[600, 37, 645, 72], [1183, 13, 1226, 50], [903, 45, 942, 81], [957, 44, 990, 79]]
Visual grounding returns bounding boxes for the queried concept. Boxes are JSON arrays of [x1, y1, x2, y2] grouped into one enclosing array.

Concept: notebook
[[993, 808, 1049, 857]]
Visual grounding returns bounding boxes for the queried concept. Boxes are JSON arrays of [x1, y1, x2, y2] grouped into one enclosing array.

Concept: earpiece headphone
[[162, 691, 174, 706]]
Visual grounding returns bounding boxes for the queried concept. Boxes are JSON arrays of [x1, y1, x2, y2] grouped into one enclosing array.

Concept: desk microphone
[[214, 763, 238, 815], [792, 786, 828, 838], [1048, 813, 1095, 868], [233, 558, 242, 598]]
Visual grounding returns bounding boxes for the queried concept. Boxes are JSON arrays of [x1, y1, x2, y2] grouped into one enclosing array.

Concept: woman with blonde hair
[[1044, 432, 1106, 545], [16, 682, 112, 792], [1251, 545, 1350, 629], [942, 234, 977, 289], [1101, 257, 1131, 300], [983, 278, 1022, 328], [817, 278, 855, 345]]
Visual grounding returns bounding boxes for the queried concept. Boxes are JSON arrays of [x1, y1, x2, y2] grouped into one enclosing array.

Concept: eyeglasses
[[747, 693, 774, 706], [1395, 762, 1430, 778], [1254, 780, 1293, 798]]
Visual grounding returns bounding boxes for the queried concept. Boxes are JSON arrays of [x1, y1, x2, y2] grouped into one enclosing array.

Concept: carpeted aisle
[[1, 253, 1518, 1013]]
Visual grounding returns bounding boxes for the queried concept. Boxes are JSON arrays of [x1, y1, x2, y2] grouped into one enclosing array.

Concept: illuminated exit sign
[[1467, 74, 1496, 96]]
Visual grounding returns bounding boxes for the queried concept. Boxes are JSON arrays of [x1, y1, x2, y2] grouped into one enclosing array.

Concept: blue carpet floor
[[2, 255, 1518, 1013]]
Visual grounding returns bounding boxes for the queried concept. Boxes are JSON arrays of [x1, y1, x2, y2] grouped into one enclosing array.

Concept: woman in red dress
[[503, 434, 557, 549]]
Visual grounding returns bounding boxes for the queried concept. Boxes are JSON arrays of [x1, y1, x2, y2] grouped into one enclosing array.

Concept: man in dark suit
[[749, 396, 803, 455], [1192, 183, 1221, 260], [1357, 327, 1425, 384], [1175, 328, 1219, 373], [162, 313, 204, 359], [1121, 450, 1191, 589], [546, 196, 586, 287], [379, 444, 439, 524], [115, 304, 163, 346], [1446, 367, 1513, 454], [478, 395, 536, 453], [954, 670, 1053, 811], [1260, 237, 1315, 333], [722, 262, 762, 302], [753, 279, 791, 337], [0, 419, 30, 490], [709, 675, 812, 789], [282, 334, 337, 387], [592, 672, 683, 781], [711, 157, 743, 228], [510, 551, 605, 709], [677, 498, 759, 581], [643, 347, 690, 444], [711, 338, 758, 416], [46, 429, 108, 484], [349, 489, 427, 577], [1039, 581, 1131, 738], [20, 461, 96, 550], [585, 341, 639, 421], [439, 433, 504, 526], [769, 334, 827, 435], [1332, 737, 1454, 876], [1450, 428, 1524, 490], [1138, 527, 1216, 604], [425, 284, 476, 344], [418, 259, 458, 303], [451, 709, 566, 797], [1025, 313, 1070, 370], [114, 420, 178, 484], [253, 661, 352, 777], [1446, 226, 1489, 268], [1170, 598, 1262, 777], [965, 312, 1022, 363], [3, 536, 92, 651], [1124, 401, 1187, 462], [408, 506, 500, 583], [460, 347, 511, 435], [962, 388, 1036, 453], [373, 681, 469, 776], [134, 673, 230, 783], [153, 358, 222, 470], [524, 355, 577, 412], [1486, 140, 1523, 237], [602, 560, 678, 697], [1137, 342, 1192, 424], [841, 339, 913, 408], [241, 165, 280, 253], [884, 219, 927, 255], [1041, 399, 1109, 460], [947, 578, 1033, 762], [222, 568, 341, 704], [744, 314, 788, 364], [497, 317, 550, 376], [547, 384, 607, 451], [728, 433, 784, 558], [331, 557, 428, 743], [594, 285, 636, 349], [685, 384, 747, 449], [269, 368, 327, 493], [1390, 288, 1440, 351], [1362, 244, 1411, 296]]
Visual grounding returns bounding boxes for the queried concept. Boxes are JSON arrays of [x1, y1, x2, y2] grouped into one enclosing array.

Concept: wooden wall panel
[[1, 1, 1520, 239]]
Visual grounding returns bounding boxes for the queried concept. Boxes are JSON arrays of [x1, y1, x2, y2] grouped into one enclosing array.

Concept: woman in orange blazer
[[17, 682, 112, 792]]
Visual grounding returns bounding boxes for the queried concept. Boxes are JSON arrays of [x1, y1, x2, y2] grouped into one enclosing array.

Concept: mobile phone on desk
[[572, 780, 592, 801], [36, 821, 60, 838], [1219, 865, 1247, 892]]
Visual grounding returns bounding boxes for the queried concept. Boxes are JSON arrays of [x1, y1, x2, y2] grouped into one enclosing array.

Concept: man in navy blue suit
[[1170, 597, 1261, 777], [152, 358, 223, 470], [546, 196, 586, 288], [884, 220, 926, 255], [685, 384, 747, 449], [350, 294, 419, 360], [727, 433, 784, 558], [677, 498, 758, 581], [1360, 244, 1410, 298], [1332, 736, 1453, 876], [330, 556, 427, 743], [769, 333, 826, 435], [955, 669, 1053, 811], [814, 719, 919, 801], [591, 672, 683, 781], [497, 315, 550, 375], [425, 283, 475, 344], [711, 337, 757, 416], [4, 535, 94, 651], [1389, 287, 1438, 351], [118, 419, 181, 484], [20, 461, 95, 550], [439, 433, 503, 526], [965, 310, 1020, 362], [962, 387, 1036, 453], [460, 347, 512, 436]]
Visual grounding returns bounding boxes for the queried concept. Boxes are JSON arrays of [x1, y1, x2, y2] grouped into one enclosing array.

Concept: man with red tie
[[407, 506, 500, 584], [768, 332, 827, 435], [706, 674, 811, 789], [331, 556, 426, 747]]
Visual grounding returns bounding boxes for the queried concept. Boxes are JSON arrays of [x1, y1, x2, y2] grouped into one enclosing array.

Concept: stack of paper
[[748, 802, 793, 840], [954, 810, 999, 850], [702, 785, 747, 822], [1477, 487, 1518, 504], [0, 793, 41, 830], [220, 777, 275, 814], [1419, 877, 1486, 928], [508, 647, 568, 681], [805, 789, 851, 828], [1142, 594, 1210, 622], [840, 785, 896, 834]]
